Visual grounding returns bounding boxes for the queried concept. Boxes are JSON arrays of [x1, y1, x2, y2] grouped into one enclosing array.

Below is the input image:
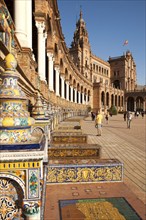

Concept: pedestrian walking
[[123, 112, 127, 121], [91, 112, 95, 121], [141, 111, 144, 118], [127, 111, 133, 129], [136, 111, 139, 117], [95, 111, 103, 136], [105, 113, 109, 124]]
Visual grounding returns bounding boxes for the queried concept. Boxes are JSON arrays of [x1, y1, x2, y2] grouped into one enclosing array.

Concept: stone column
[[104, 93, 106, 112], [61, 75, 65, 99], [99, 90, 102, 111], [134, 99, 136, 112], [54, 66, 60, 96], [74, 88, 77, 103], [26, 0, 32, 49], [23, 201, 41, 220], [70, 86, 73, 102], [36, 21, 46, 81], [109, 93, 111, 109], [14, 0, 27, 47], [47, 53, 54, 91], [143, 100, 145, 112], [66, 81, 69, 101], [113, 95, 115, 106], [86, 94, 88, 105]]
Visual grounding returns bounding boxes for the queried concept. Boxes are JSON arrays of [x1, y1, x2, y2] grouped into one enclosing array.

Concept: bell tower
[[69, 9, 91, 79]]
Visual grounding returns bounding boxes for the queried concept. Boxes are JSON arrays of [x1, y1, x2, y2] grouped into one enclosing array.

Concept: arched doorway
[[127, 97, 134, 111]]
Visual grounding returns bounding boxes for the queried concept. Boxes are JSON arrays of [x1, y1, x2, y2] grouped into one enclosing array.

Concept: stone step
[[51, 134, 87, 144], [57, 125, 81, 130], [48, 144, 101, 158], [47, 158, 123, 184], [53, 130, 82, 135], [64, 117, 82, 122]]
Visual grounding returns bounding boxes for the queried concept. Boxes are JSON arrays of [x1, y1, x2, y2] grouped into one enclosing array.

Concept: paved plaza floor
[[45, 113, 146, 220], [81, 113, 145, 204]]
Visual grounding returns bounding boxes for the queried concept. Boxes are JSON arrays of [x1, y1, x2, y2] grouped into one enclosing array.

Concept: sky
[[57, 0, 145, 85]]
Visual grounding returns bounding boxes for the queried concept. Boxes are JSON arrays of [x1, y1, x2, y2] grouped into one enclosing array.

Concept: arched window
[[113, 80, 120, 89]]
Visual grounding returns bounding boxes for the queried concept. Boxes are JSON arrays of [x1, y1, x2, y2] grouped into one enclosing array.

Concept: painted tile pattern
[[28, 169, 39, 199]]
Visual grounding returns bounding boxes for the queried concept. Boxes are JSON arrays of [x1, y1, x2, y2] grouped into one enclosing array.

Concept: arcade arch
[[0, 177, 24, 219], [127, 97, 134, 111]]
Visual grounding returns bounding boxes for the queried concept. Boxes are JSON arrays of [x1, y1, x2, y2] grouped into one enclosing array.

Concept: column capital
[[47, 52, 54, 60], [23, 200, 40, 219], [54, 65, 60, 72], [60, 73, 65, 79], [65, 79, 70, 85], [35, 21, 45, 33], [44, 31, 47, 39]]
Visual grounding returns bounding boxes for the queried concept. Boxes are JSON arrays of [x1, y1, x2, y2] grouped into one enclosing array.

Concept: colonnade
[[101, 91, 124, 112], [14, 0, 32, 48], [125, 96, 146, 112], [14, 0, 90, 106]]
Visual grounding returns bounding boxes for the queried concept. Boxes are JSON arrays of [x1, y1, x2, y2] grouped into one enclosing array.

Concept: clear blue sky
[[57, 0, 145, 86]]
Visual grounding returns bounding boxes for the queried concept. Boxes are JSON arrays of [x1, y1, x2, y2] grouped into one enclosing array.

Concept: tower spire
[[80, 5, 82, 19]]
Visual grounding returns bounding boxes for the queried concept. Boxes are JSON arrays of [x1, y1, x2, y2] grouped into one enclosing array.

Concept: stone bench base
[[58, 126, 81, 130], [64, 118, 82, 122], [48, 144, 101, 158], [53, 130, 82, 135], [47, 159, 123, 184], [51, 134, 87, 144]]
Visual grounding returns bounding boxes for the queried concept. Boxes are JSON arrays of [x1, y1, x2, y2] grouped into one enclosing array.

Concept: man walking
[[95, 111, 103, 136], [127, 111, 132, 129]]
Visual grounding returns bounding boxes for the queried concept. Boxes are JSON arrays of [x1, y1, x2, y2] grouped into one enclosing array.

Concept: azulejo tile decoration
[[0, 53, 36, 145], [28, 169, 39, 199], [23, 201, 40, 217], [0, 128, 32, 144], [48, 148, 100, 158], [0, 178, 21, 219], [47, 162, 123, 183], [32, 92, 46, 120]]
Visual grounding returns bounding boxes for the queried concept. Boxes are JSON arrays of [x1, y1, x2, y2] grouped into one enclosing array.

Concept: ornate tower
[[109, 50, 137, 91], [69, 9, 91, 80]]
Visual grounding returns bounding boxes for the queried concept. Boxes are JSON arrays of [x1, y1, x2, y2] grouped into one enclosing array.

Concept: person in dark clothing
[[123, 112, 127, 121], [105, 113, 109, 124], [91, 112, 95, 121]]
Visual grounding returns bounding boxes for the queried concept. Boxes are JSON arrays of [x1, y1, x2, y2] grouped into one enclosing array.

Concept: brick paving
[[44, 114, 146, 220], [80, 113, 146, 204]]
